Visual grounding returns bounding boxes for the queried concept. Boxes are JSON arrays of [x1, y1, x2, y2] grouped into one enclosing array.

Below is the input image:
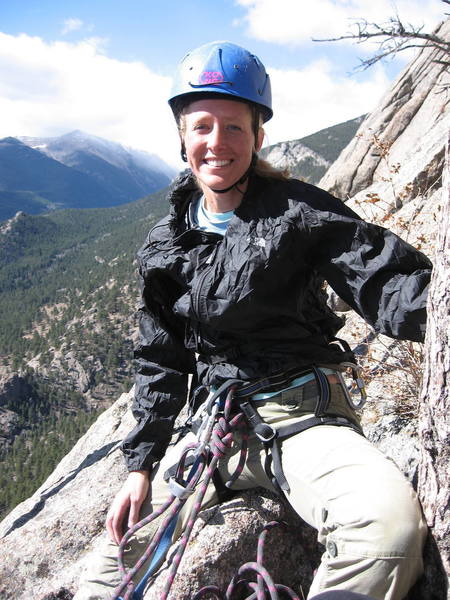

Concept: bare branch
[[313, 12, 450, 71]]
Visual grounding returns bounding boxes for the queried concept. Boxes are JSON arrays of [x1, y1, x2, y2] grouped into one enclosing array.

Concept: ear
[[179, 130, 188, 162], [255, 127, 264, 153]]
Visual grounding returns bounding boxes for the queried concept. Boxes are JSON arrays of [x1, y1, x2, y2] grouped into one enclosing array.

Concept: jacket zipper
[[191, 245, 219, 350]]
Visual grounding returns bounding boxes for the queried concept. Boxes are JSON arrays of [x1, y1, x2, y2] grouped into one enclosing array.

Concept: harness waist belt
[[250, 368, 338, 401], [223, 366, 337, 399]]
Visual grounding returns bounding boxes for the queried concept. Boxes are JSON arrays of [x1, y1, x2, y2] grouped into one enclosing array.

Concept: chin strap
[[210, 152, 258, 194]]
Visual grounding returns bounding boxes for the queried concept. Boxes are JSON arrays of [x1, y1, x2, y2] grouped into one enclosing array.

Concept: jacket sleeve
[[121, 273, 196, 472], [302, 188, 432, 342]]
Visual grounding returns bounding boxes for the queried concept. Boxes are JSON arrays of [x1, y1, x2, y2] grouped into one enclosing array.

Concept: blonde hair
[[254, 157, 290, 180]]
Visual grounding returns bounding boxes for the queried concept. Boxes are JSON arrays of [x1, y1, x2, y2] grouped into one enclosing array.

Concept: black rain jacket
[[121, 172, 432, 471]]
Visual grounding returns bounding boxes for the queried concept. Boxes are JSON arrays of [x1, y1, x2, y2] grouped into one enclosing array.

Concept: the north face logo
[[246, 235, 266, 248]]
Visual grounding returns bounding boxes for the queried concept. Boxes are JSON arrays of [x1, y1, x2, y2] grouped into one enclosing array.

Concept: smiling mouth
[[204, 159, 232, 167]]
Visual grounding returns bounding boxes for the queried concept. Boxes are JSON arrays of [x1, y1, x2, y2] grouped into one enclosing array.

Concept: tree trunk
[[416, 132, 450, 598]]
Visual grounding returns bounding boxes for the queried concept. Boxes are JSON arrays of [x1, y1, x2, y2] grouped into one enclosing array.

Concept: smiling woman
[[168, 41, 282, 212], [181, 98, 263, 212], [73, 40, 431, 600]]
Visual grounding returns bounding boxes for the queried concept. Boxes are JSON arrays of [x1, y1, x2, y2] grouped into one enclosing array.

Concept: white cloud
[[0, 32, 180, 168], [0, 27, 404, 171], [263, 59, 390, 145], [235, 0, 445, 46], [61, 18, 84, 35]]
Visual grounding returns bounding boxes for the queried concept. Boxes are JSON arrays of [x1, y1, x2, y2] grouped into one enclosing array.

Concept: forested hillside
[[0, 189, 168, 517]]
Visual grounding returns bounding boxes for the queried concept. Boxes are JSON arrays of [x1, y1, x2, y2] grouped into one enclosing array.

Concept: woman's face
[[182, 98, 263, 195]]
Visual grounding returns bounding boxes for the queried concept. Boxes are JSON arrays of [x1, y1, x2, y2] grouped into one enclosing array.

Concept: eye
[[227, 124, 242, 132], [193, 123, 209, 131]]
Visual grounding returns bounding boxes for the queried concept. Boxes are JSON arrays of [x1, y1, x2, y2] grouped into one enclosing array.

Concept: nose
[[207, 124, 227, 152]]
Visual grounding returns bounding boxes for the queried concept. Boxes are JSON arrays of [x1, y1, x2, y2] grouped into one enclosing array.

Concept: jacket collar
[[167, 170, 199, 233], [166, 169, 262, 233]]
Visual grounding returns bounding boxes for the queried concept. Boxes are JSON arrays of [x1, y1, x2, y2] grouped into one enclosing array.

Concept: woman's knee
[[312, 510, 426, 600], [355, 489, 426, 559], [321, 449, 427, 560]]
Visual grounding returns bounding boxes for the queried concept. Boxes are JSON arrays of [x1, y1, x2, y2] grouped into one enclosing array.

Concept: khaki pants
[[74, 385, 426, 600]]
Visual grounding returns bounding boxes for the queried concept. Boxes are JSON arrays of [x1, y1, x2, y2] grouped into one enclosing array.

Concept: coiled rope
[[192, 521, 301, 600]]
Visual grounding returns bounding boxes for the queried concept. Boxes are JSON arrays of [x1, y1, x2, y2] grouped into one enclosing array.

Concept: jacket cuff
[[124, 452, 157, 473]]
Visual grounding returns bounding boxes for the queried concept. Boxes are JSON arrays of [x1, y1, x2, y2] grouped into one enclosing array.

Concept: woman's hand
[[106, 469, 150, 544]]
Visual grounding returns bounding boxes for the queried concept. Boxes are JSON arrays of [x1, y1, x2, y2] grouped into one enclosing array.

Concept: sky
[[0, 0, 446, 169]]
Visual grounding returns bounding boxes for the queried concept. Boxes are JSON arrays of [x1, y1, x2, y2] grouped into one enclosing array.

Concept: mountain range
[[0, 119, 364, 223], [0, 131, 176, 221]]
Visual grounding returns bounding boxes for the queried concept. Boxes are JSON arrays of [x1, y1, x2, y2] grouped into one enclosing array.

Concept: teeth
[[206, 159, 230, 167]]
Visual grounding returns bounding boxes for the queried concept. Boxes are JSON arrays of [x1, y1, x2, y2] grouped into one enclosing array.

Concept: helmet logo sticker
[[199, 71, 225, 84]]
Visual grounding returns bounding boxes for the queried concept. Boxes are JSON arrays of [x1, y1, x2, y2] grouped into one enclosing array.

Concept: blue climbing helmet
[[169, 41, 273, 122]]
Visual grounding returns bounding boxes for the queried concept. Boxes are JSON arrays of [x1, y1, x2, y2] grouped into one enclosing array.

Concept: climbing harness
[[227, 364, 365, 497], [112, 364, 365, 600]]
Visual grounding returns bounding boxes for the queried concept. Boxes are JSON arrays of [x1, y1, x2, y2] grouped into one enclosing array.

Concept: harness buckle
[[338, 363, 367, 410], [169, 477, 195, 500], [254, 423, 277, 443]]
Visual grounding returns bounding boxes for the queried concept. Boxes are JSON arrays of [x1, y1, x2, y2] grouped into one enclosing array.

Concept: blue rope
[[130, 515, 177, 600], [120, 452, 204, 599]]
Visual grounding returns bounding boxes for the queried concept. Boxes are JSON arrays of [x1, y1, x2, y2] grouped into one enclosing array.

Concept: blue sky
[[0, 0, 445, 167], [0, 0, 396, 74]]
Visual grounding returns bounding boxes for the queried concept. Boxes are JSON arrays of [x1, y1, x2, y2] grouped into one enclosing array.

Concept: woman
[[75, 41, 430, 599]]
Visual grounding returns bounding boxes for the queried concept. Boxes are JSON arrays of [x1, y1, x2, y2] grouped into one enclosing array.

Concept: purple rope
[[271, 585, 301, 599], [256, 522, 288, 597], [114, 494, 177, 600], [192, 587, 227, 600], [111, 385, 248, 600], [194, 522, 301, 600], [227, 562, 279, 600], [161, 388, 246, 599], [111, 443, 209, 599]]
